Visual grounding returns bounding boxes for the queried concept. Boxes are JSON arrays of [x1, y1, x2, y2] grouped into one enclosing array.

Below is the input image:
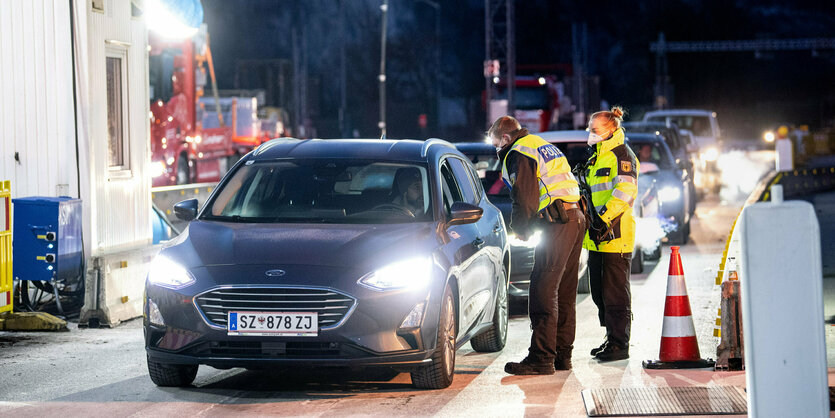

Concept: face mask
[[587, 132, 606, 146]]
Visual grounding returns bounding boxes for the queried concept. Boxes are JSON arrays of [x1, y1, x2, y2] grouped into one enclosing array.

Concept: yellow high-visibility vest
[[501, 134, 580, 211]]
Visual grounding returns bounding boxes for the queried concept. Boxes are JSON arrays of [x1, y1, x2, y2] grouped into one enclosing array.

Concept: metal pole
[[484, 0, 492, 127], [339, 0, 347, 137], [379, 0, 389, 138], [205, 35, 224, 126], [434, 3, 441, 136], [505, 0, 515, 116], [418, 0, 441, 135]]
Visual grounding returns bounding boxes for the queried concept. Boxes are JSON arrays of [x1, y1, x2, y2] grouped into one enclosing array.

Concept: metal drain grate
[[582, 386, 747, 416]]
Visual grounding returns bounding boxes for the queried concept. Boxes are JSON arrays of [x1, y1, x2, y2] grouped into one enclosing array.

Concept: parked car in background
[[626, 133, 694, 244], [455, 142, 590, 295], [145, 138, 509, 390], [540, 131, 661, 274], [623, 121, 697, 219], [642, 109, 722, 195]]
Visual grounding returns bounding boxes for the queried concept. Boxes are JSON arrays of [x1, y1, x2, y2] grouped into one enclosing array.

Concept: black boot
[[504, 356, 556, 375], [595, 344, 629, 362], [554, 347, 572, 370], [590, 340, 607, 356]]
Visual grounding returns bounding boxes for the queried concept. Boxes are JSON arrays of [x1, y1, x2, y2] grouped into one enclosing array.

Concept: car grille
[[194, 287, 356, 329]]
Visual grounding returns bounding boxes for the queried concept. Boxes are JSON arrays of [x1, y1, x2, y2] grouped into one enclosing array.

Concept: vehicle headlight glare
[[400, 301, 426, 328], [508, 230, 542, 248], [147, 255, 195, 289], [359, 257, 433, 291], [702, 147, 719, 162], [658, 187, 681, 202]]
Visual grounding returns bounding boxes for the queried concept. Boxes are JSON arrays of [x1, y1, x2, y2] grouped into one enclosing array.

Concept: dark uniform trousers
[[588, 251, 632, 348], [527, 207, 586, 362]]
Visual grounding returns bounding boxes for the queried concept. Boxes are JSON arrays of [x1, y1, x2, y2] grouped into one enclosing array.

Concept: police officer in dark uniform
[[489, 116, 587, 375]]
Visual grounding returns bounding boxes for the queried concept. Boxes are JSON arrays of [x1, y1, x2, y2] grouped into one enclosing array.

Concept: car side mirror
[[447, 202, 483, 226], [174, 199, 199, 221]]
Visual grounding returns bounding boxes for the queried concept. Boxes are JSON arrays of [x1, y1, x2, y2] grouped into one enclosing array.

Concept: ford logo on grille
[[265, 269, 286, 277]]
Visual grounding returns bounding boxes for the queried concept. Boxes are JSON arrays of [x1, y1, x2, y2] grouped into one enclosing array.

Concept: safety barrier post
[[0, 180, 12, 314], [715, 278, 743, 371]]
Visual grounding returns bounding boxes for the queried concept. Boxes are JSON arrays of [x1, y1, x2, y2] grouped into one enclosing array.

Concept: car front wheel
[[411, 283, 456, 389], [147, 355, 198, 387]]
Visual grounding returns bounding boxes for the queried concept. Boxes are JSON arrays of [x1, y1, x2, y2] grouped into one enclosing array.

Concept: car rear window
[[646, 115, 712, 137], [462, 152, 508, 197]]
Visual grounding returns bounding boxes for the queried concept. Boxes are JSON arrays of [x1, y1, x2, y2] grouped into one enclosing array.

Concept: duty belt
[[560, 201, 581, 210]]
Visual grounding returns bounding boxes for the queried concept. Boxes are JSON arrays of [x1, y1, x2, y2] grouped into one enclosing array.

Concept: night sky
[[202, 0, 835, 140]]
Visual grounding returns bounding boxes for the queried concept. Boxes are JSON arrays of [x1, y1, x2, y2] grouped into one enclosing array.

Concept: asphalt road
[[1, 155, 798, 417]]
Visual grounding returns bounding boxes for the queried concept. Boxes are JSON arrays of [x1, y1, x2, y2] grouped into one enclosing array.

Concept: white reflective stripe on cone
[[665, 275, 688, 296], [661, 315, 697, 338]]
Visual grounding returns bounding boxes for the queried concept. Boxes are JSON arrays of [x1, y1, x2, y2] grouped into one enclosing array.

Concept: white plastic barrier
[[739, 185, 827, 418]]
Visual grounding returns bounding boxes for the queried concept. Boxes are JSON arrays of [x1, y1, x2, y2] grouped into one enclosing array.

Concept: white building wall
[[0, 0, 151, 256], [0, 1, 78, 200], [85, 0, 151, 255]]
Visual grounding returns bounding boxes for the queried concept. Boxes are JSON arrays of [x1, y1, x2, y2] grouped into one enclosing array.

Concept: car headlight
[[658, 186, 682, 202], [701, 147, 719, 162], [147, 255, 195, 289], [508, 230, 542, 248], [151, 161, 167, 177], [358, 257, 433, 291]]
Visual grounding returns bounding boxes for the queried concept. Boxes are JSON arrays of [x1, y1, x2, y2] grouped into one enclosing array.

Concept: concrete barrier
[[79, 245, 160, 328], [739, 190, 827, 417]]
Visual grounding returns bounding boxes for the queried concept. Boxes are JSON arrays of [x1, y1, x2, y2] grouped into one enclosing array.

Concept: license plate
[[227, 311, 318, 336]]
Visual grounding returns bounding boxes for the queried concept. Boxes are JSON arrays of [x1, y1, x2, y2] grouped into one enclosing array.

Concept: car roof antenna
[[380, 133, 386, 140]]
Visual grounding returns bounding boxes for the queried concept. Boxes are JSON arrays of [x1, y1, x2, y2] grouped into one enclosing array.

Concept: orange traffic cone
[[643, 246, 715, 369]]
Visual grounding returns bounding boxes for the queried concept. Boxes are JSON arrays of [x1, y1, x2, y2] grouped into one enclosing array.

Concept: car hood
[[163, 220, 439, 270]]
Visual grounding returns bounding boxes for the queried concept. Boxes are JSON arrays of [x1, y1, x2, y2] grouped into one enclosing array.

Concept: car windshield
[[647, 115, 712, 137], [204, 159, 433, 224], [629, 141, 673, 170]]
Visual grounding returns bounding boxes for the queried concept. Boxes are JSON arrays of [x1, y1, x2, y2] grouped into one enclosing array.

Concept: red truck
[[488, 75, 561, 133], [148, 30, 262, 187]]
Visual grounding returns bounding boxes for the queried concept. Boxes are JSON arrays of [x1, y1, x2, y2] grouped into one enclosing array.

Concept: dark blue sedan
[[144, 139, 509, 389]]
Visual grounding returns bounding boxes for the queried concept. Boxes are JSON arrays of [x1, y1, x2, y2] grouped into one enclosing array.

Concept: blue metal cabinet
[[12, 197, 83, 282]]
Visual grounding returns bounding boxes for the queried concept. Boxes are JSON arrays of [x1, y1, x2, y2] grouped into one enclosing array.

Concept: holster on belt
[[541, 201, 568, 224]]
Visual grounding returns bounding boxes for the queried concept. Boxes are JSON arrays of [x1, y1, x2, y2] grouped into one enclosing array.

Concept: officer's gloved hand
[[592, 217, 608, 232]]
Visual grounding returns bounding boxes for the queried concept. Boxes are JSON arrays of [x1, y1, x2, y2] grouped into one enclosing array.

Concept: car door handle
[[472, 237, 485, 249], [492, 223, 502, 234]]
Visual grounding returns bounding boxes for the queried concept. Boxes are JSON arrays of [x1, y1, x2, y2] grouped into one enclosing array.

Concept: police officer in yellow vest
[[582, 107, 639, 362], [489, 116, 587, 375]]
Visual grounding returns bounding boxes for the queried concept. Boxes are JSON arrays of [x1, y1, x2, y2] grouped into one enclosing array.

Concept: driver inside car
[[391, 167, 425, 217]]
